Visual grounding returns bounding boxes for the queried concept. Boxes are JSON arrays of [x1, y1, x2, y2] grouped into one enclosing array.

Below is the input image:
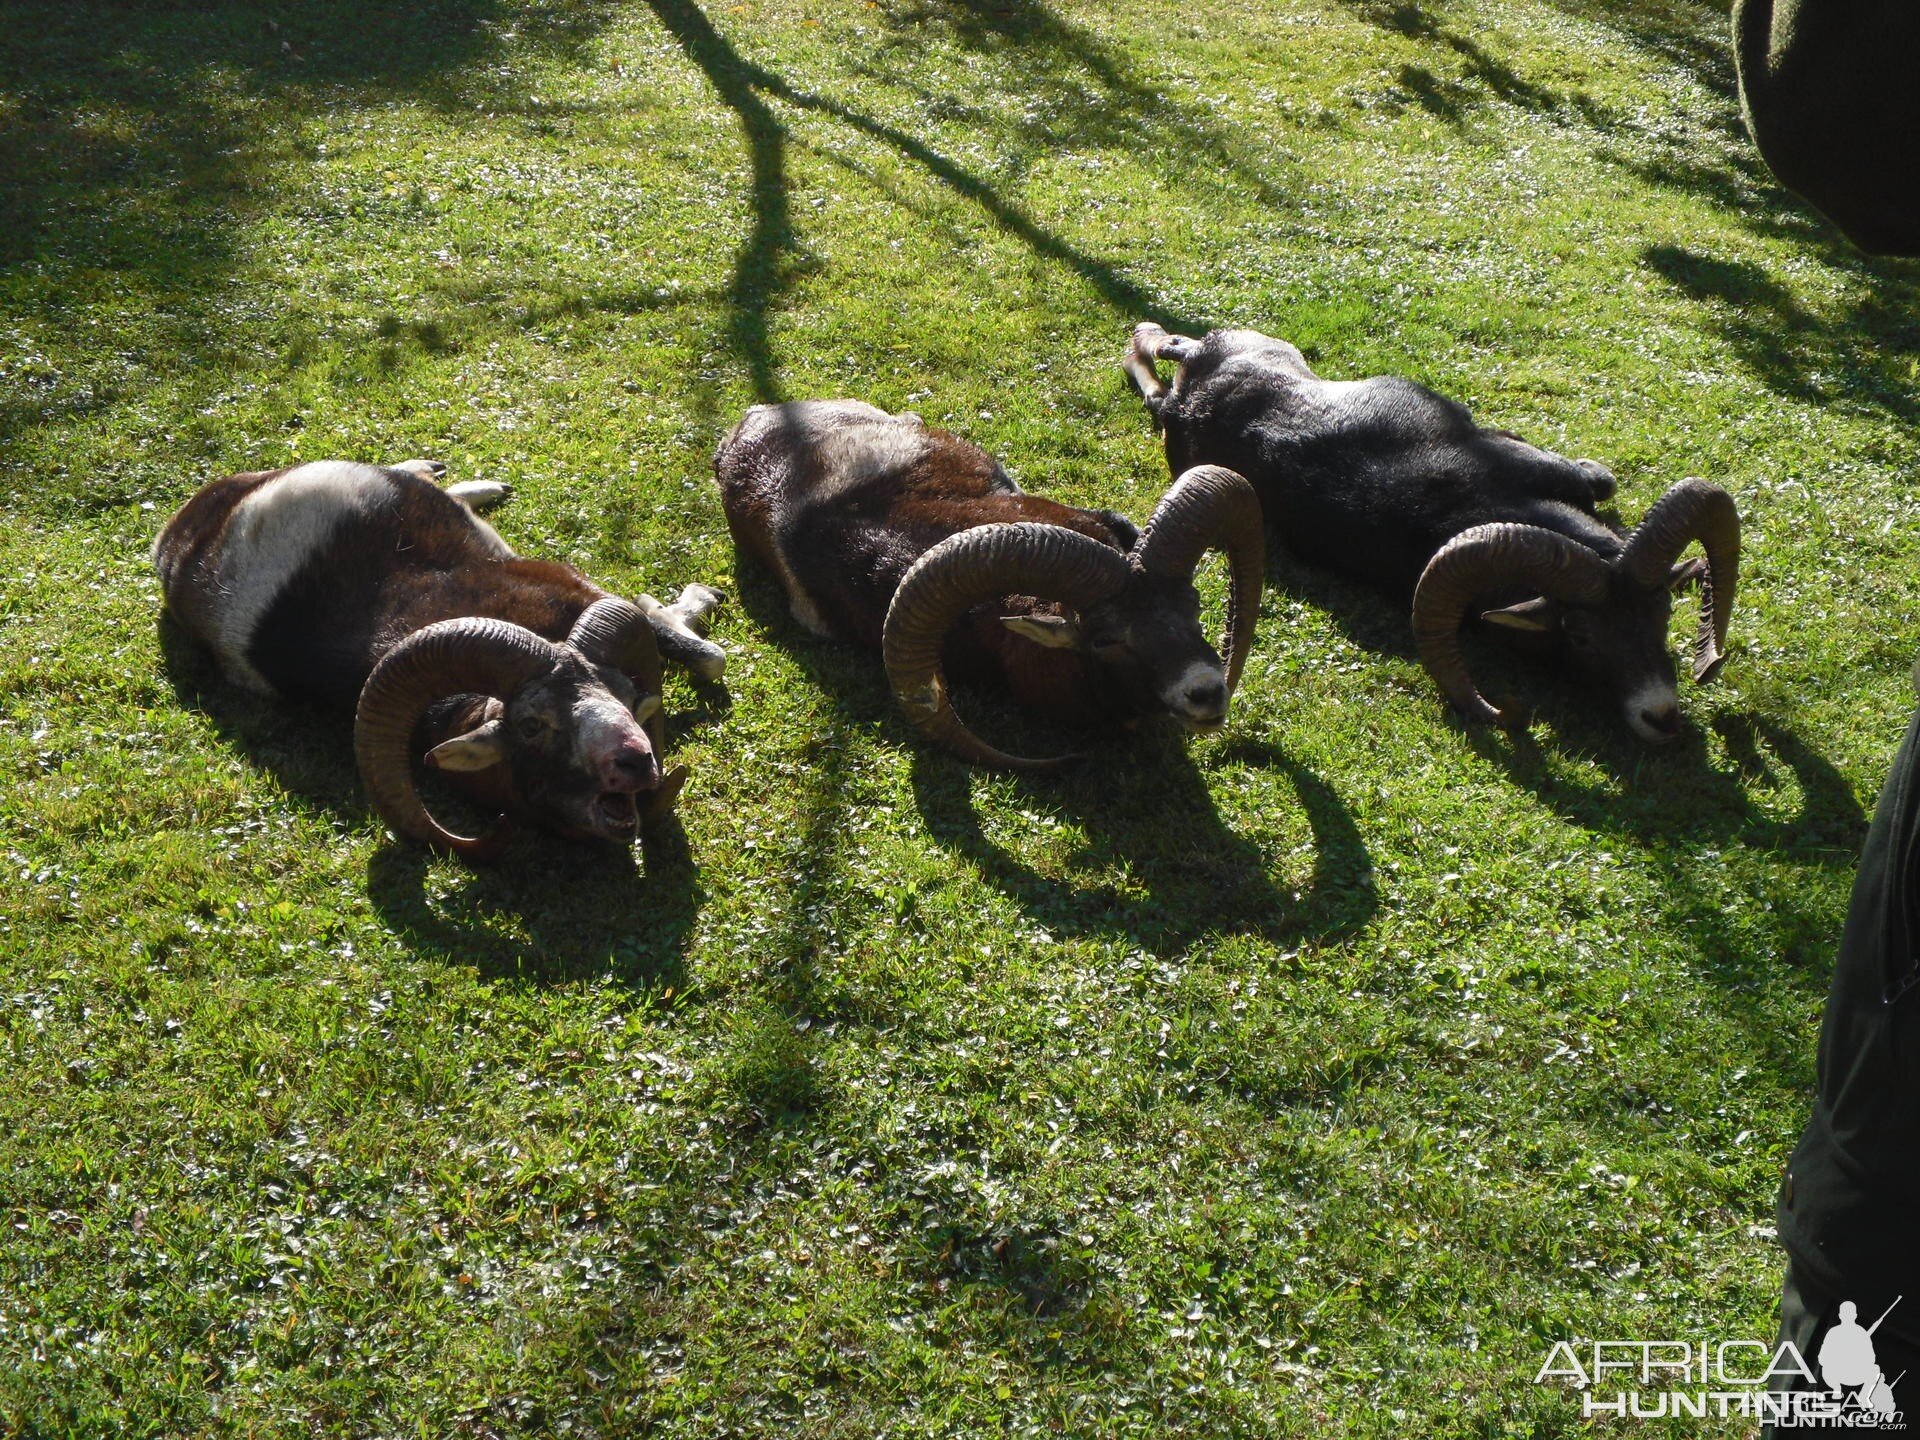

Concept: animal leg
[[1124, 322, 1201, 411], [445, 480, 513, 512], [663, 583, 723, 636], [1573, 459, 1617, 504], [388, 458, 513, 512], [637, 588, 728, 680]]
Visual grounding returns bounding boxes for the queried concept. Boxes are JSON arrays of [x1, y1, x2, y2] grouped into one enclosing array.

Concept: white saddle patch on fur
[[803, 417, 930, 506], [211, 461, 395, 691]]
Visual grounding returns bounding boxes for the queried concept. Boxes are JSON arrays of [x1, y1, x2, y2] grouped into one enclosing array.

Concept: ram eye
[[515, 714, 548, 741]]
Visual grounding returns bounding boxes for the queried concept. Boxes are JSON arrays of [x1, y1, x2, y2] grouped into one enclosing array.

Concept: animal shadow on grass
[[366, 838, 700, 989], [1462, 671, 1868, 862], [909, 723, 1377, 958], [1256, 532, 1860, 865], [913, 1209, 1106, 1328], [159, 613, 701, 986], [731, 554, 1376, 955], [1263, 548, 1423, 665]]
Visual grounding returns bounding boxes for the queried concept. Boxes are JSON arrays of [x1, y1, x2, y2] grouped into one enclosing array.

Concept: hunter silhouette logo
[[1819, 1298, 1903, 1418], [1535, 1297, 1907, 1426]]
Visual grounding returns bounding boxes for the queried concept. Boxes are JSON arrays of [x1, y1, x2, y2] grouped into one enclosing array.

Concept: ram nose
[[606, 736, 663, 792], [1625, 684, 1683, 744], [1165, 663, 1230, 731]]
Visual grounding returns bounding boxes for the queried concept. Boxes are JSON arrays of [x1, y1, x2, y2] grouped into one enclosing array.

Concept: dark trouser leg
[[1767, 1262, 1919, 1434]]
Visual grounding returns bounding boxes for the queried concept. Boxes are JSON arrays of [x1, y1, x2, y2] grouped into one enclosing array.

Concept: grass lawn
[[4, 0, 1919, 1433]]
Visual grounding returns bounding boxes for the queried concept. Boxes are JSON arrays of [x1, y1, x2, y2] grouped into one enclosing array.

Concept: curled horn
[[1412, 524, 1612, 728], [354, 618, 560, 856], [883, 522, 1131, 770], [568, 596, 667, 753], [1618, 478, 1741, 683], [1131, 464, 1265, 695]]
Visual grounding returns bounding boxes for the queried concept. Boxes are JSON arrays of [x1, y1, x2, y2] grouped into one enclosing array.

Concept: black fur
[[1143, 328, 1622, 593]]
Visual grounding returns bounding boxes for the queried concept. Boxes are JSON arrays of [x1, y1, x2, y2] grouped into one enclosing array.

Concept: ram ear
[[424, 716, 510, 772], [1000, 614, 1085, 649], [1480, 596, 1560, 634], [1667, 557, 1708, 591]]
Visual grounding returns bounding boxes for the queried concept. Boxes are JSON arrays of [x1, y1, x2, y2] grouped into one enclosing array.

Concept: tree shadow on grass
[[158, 613, 702, 985], [641, 0, 1216, 408], [0, 0, 620, 463], [864, 0, 1295, 212], [0, 0, 618, 276], [1338, 0, 1604, 128], [1554, 4, 1920, 269], [1338, 0, 1920, 270], [1642, 243, 1920, 429]]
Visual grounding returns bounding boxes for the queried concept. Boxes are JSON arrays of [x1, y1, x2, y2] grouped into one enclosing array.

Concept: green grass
[[3, 0, 1919, 1434]]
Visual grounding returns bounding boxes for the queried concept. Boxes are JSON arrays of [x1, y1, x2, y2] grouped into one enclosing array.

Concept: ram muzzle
[[1411, 478, 1740, 739], [353, 597, 677, 855]]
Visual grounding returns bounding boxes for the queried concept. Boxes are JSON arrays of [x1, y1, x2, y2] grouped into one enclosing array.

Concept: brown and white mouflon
[[1126, 324, 1740, 743], [713, 400, 1264, 770], [153, 458, 725, 856]]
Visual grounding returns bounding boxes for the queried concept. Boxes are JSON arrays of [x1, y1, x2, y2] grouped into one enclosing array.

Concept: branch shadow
[[1338, 0, 1603, 128], [1338, 0, 1920, 271], [642, 0, 1213, 406], [159, 613, 702, 986], [865, 0, 1295, 212], [1642, 243, 1920, 428]]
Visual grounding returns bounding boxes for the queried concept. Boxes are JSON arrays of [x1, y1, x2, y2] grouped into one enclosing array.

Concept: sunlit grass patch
[[3, 0, 1918, 1434]]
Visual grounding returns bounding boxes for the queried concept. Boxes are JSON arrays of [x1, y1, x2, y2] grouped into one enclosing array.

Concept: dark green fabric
[[1778, 705, 1920, 1302], [1734, 0, 1920, 256]]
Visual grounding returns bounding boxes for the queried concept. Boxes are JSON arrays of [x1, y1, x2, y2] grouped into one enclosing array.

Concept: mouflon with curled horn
[[713, 401, 1264, 769], [153, 459, 726, 855], [1126, 325, 1739, 743]]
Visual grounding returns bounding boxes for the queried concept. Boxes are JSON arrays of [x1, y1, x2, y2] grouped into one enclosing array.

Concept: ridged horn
[[882, 522, 1131, 770], [1412, 523, 1612, 728], [1618, 478, 1741, 684], [569, 596, 667, 753], [353, 618, 560, 856], [1132, 464, 1265, 695]]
